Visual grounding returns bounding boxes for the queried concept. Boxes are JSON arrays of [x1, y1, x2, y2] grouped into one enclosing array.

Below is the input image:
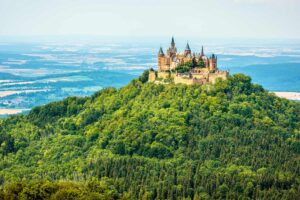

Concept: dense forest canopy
[[0, 72, 299, 199]]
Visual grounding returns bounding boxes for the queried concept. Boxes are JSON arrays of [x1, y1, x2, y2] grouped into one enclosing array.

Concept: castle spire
[[184, 42, 191, 57], [185, 42, 191, 51], [158, 47, 164, 56], [201, 46, 204, 56], [171, 37, 175, 47]]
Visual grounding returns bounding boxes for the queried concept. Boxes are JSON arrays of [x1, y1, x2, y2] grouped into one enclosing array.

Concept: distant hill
[[0, 72, 299, 199], [229, 63, 300, 92]]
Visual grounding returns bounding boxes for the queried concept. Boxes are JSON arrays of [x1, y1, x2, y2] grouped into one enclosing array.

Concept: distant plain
[[0, 38, 299, 116]]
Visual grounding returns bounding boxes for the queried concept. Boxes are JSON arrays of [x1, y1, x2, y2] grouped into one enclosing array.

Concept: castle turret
[[158, 47, 164, 57], [185, 42, 191, 51], [171, 37, 175, 48], [184, 42, 191, 56], [209, 54, 217, 71], [167, 37, 177, 57], [158, 47, 167, 72]]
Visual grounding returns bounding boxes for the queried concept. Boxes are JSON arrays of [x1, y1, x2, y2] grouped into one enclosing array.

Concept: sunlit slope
[[0, 73, 299, 199]]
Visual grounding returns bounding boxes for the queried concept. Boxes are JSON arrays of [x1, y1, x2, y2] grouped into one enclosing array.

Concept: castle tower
[[184, 42, 191, 57], [201, 46, 204, 57], [167, 37, 177, 57], [158, 47, 164, 57], [209, 54, 217, 71], [158, 47, 166, 72], [171, 37, 175, 48]]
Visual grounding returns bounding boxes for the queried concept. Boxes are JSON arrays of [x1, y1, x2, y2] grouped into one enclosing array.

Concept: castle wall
[[157, 71, 170, 79], [191, 68, 209, 73], [159, 57, 173, 72], [170, 62, 177, 70], [174, 76, 194, 85], [191, 73, 208, 79], [209, 58, 217, 71], [148, 71, 156, 82], [160, 65, 170, 72], [208, 71, 229, 84], [193, 78, 207, 85], [174, 76, 208, 85], [183, 57, 192, 63]]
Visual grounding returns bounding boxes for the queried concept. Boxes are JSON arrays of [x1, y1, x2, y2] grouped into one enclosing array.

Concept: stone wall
[[148, 71, 156, 82], [208, 71, 229, 84], [209, 58, 217, 71], [158, 57, 171, 71], [149, 69, 228, 85], [158, 71, 170, 79], [174, 76, 208, 85], [174, 76, 194, 85]]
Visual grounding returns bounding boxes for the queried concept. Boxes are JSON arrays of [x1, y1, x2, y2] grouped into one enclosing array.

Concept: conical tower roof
[[171, 37, 175, 47], [185, 42, 191, 51], [158, 47, 164, 56]]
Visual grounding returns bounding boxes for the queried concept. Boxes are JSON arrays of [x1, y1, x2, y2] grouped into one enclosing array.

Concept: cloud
[[2, 59, 27, 65]]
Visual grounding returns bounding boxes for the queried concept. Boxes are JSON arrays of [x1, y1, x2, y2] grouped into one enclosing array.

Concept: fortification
[[149, 37, 229, 85]]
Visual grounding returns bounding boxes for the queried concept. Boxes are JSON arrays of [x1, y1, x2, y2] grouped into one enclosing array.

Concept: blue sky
[[0, 0, 299, 39]]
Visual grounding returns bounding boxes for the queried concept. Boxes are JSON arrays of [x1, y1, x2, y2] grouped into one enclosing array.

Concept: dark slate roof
[[201, 46, 204, 56], [158, 47, 164, 55], [171, 37, 175, 46], [185, 42, 191, 51]]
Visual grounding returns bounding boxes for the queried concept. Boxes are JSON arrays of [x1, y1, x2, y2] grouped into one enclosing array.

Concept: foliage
[[0, 72, 299, 199], [138, 70, 150, 83], [175, 61, 194, 73], [175, 59, 207, 73], [0, 180, 120, 200]]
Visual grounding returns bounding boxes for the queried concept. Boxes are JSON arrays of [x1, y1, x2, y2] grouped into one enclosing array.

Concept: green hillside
[[0, 72, 299, 200]]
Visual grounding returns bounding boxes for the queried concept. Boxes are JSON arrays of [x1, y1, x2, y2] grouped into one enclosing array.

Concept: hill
[[0, 72, 299, 199]]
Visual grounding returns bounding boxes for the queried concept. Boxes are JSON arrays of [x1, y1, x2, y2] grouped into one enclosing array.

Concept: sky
[[0, 0, 300, 39]]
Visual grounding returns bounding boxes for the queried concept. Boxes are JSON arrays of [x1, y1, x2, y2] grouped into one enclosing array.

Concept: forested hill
[[0, 72, 299, 200]]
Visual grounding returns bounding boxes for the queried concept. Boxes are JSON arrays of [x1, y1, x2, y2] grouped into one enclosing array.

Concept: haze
[[0, 0, 300, 39]]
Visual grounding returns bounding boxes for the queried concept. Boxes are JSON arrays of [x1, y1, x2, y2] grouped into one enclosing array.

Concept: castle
[[148, 37, 229, 85]]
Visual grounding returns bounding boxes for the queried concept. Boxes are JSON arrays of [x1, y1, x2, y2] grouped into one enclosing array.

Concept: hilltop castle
[[148, 37, 228, 85]]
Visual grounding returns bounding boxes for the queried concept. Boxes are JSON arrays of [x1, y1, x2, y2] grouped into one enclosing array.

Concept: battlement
[[149, 37, 229, 85]]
